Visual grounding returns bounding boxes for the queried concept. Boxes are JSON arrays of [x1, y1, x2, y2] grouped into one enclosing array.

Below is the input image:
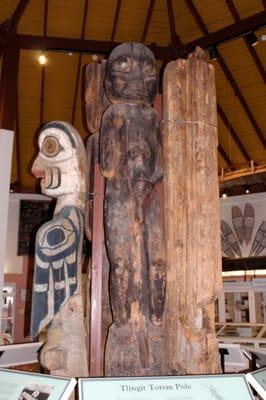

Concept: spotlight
[[221, 192, 227, 198], [38, 54, 47, 65], [208, 46, 219, 60], [246, 32, 258, 47], [245, 186, 250, 194], [91, 54, 98, 61]]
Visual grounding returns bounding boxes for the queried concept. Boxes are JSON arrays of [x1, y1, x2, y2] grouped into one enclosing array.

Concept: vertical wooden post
[[89, 164, 104, 376], [163, 47, 222, 374], [0, 42, 19, 130]]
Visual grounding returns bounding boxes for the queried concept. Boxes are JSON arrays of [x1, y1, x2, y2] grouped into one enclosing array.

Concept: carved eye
[[42, 136, 62, 157], [143, 62, 156, 77], [113, 57, 132, 73]]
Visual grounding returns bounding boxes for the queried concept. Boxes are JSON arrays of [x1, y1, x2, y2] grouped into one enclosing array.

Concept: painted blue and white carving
[[30, 121, 88, 339], [31, 206, 83, 337]]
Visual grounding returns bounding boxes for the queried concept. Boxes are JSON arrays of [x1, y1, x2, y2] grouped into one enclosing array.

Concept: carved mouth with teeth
[[32, 167, 61, 190]]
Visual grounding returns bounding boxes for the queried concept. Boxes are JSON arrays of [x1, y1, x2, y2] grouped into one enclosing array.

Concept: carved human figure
[[31, 121, 88, 378], [101, 43, 166, 375]]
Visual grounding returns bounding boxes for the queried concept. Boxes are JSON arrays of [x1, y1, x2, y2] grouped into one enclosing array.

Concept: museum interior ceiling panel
[[0, 0, 265, 193]]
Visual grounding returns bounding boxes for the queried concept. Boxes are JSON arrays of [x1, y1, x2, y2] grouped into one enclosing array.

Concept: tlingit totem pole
[[31, 121, 88, 378], [101, 43, 166, 376], [163, 47, 222, 374]]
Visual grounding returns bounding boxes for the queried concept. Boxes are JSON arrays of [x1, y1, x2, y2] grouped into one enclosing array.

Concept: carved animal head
[[105, 42, 158, 104], [32, 121, 87, 198]]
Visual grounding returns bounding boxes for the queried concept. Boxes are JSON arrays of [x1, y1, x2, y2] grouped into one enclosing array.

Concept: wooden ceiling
[[0, 0, 265, 193]]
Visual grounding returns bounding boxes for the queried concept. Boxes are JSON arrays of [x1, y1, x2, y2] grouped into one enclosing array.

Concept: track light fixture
[[38, 53, 47, 65], [246, 31, 258, 47], [208, 46, 219, 61], [221, 191, 228, 199]]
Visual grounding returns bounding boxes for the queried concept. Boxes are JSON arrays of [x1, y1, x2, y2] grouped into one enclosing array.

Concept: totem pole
[[31, 121, 88, 378], [163, 48, 222, 374], [101, 43, 166, 376]]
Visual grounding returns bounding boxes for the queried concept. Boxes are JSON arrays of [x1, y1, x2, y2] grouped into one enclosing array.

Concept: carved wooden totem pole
[[31, 121, 88, 378], [163, 47, 222, 374], [101, 43, 166, 376]]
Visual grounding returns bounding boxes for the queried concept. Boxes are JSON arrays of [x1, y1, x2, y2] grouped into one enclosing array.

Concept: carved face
[[105, 42, 158, 104], [32, 121, 87, 197]]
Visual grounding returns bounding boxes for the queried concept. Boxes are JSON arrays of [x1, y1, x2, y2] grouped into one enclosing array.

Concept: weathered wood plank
[[163, 47, 222, 374]]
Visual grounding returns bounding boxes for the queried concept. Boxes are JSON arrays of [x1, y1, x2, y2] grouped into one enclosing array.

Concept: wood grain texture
[[101, 43, 166, 376], [163, 47, 222, 374]]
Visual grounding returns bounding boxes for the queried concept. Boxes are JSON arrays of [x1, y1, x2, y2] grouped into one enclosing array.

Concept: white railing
[[216, 322, 266, 349]]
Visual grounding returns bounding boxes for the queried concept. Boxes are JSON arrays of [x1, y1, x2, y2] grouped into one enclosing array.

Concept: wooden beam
[[186, 11, 266, 51], [0, 30, 8, 46], [218, 144, 233, 166], [222, 256, 266, 270], [0, 42, 19, 130], [15, 83, 21, 192], [15, 11, 266, 59], [217, 103, 251, 161], [9, 0, 31, 33], [218, 55, 265, 148], [111, 0, 121, 42], [185, 1, 266, 149], [40, 0, 48, 126], [167, 0, 179, 45], [71, 0, 89, 124], [90, 164, 104, 376], [141, 0, 155, 42], [225, 0, 265, 84]]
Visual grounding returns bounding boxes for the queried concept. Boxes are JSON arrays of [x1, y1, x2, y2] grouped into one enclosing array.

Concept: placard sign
[[0, 342, 44, 367], [0, 368, 76, 400], [246, 368, 266, 399], [79, 374, 254, 400]]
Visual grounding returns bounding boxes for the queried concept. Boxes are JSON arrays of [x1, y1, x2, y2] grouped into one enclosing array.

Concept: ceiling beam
[[222, 256, 266, 270], [167, 0, 181, 45], [141, 0, 155, 42], [225, 0, 265, 84], [185, 0, 266, 150], [217, 103, 251, 162], [9, 0, 31, 33], [218, 55, 265, 148], [0, 42, 19, 130], [218, 144, 233, 166], [40, 0, 48, 126], [186, 10, 266, 51], [111, 0, 122, 42], [15, 10, 266, 59], [71, 0, 89, 125]]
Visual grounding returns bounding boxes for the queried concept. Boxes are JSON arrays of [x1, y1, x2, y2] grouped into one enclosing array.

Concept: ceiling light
[[221, 192, 227, 199], [208, 46, 219, 61], [246, 32, 258, 47], [91, 54, 98, 61], [38, 54, 47, 65], [68, 52, 73, 56], [245, 187, 250, 194]]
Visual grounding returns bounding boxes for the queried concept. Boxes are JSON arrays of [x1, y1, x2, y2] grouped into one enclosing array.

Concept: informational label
[[0, 369, 76, 400], [246, 368, 266, 399], [0, 342, 44, 367], [79, 374, 254, 400]]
